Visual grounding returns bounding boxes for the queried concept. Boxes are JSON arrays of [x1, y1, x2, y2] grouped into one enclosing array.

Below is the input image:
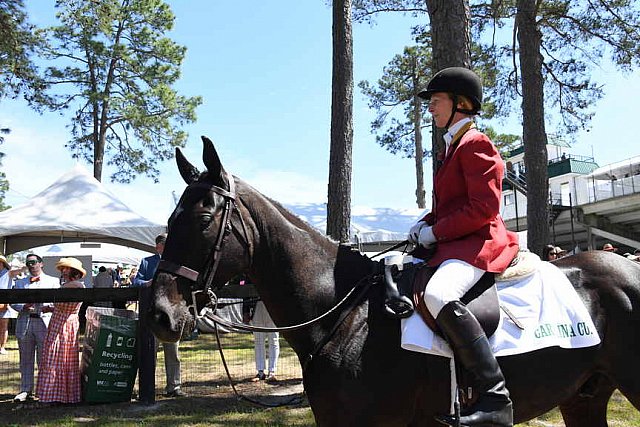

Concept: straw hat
[[602, 243, 617, 252], [56, 257, 87, 278], [0, 255, 9, 269], [552, 246, 567, 256]]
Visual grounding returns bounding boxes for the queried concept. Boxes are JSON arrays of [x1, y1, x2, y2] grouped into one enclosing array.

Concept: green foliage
[[0, 0, 46, 105], [352, 0, 426, 24], [358, 45, 432, 158], [0, 0, 48, 210], [355, 0, 640, 137], [0, 168, 10, 211], [41, 0, 202, 183], [0, 128, 10, 211]]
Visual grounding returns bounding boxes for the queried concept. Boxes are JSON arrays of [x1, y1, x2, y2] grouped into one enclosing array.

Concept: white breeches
[[423, 259, 485, 317]]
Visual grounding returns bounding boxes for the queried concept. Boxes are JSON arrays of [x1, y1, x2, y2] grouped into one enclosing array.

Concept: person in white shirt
[[10, 253, 60, 402]]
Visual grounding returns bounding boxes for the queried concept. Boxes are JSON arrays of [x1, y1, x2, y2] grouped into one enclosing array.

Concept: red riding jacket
[[421, 126, 519, 272]]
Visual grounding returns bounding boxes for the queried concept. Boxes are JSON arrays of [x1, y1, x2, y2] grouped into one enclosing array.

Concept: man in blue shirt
[[134, 234, 185, 397]]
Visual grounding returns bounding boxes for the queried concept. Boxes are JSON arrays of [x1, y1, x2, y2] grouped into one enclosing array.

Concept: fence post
[[137, 286, 156, 404]]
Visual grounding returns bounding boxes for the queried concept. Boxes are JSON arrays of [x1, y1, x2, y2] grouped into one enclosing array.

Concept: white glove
[[407, 220, 426, 244], [418, 225, 437, 248]]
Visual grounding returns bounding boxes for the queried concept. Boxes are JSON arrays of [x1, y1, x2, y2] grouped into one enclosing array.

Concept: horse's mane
[[235, 176, 340, 247], [234, 176, 376, 272]]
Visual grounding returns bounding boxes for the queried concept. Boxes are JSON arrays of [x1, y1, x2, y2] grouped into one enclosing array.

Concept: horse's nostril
[[156, 310, 170, 327], [147, 306, 172, 330]]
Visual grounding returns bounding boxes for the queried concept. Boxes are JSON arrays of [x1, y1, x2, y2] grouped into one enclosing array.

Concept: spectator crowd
[[0, 234, 187, 405]]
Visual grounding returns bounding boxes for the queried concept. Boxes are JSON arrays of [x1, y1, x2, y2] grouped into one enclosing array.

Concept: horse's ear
[[176, 147, 200, 184], [201, 136, 228, 185]]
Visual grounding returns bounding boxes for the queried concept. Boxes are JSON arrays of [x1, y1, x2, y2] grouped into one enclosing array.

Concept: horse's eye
[[199, 214, 213, 229]]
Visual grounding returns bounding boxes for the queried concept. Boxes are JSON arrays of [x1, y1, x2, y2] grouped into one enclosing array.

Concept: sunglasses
[[26, 260, 41, 266]]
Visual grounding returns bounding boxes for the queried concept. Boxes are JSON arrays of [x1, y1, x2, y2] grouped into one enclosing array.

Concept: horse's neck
[[248, 202, 342, 298], [241, 190, 374, 351]]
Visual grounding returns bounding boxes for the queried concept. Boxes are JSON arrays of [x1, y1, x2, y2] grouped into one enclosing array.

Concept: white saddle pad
[[400, 260, 601, 358]]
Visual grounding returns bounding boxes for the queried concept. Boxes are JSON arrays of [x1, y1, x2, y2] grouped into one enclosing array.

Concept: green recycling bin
[[81, 307, 139, 403]]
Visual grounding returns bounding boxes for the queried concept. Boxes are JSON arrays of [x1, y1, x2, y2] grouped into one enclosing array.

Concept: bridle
[[157, 170, 249, 321]]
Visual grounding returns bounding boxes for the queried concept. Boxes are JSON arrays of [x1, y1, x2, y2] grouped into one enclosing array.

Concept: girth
[[397, 264, 500, 338]]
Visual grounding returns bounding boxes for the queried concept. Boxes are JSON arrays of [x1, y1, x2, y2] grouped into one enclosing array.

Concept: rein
[[197, 242, 409, 334], [200, 274, 378, 333]]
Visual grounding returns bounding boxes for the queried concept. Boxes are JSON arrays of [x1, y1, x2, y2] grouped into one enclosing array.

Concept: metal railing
[[574, 174, 640, 205], [504, 169, 528, 196]]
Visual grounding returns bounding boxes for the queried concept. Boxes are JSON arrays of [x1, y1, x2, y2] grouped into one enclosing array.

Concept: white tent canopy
[[286, 203, 427, 244], [39, 242, 152, 266], [0, 165, 166, 254]]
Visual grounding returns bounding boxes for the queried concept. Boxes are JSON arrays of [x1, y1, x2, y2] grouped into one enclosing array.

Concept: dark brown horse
[[147, 137, 640, 426]]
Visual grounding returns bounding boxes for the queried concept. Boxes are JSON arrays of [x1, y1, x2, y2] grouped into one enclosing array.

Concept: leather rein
[[156, 171, 382, 335]]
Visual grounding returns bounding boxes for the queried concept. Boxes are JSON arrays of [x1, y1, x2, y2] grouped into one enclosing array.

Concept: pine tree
[[358, 45, 432, 208], [0, 0, 47, 210], [41, 0, 202, 183]]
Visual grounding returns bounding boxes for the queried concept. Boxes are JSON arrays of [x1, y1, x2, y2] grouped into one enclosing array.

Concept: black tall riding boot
[[382, 263, 414, 319], [434, 301, 513, 427]]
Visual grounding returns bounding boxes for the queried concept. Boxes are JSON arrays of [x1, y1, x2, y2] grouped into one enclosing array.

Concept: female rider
[[409, 67, 519, 427]]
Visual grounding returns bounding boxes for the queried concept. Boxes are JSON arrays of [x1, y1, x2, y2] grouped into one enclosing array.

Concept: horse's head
[[147, 136, 252, 342]]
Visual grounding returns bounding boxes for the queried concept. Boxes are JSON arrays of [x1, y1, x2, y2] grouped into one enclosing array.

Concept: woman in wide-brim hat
[[36, 257, 85, 405], [55, 257, 86, 281]]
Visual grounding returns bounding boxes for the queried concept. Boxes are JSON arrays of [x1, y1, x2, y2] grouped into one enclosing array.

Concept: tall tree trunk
[[94, 132, 105, 182], [425, 0, 471, 175], [327, 0, 353, 243], [517, 0, 549, 256], [413, 91, 426, 209]]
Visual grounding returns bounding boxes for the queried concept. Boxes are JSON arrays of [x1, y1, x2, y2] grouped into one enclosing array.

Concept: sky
[[1, 1, 639, 227]]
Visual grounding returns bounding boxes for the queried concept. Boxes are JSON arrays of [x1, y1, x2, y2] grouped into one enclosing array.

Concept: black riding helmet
[[418, 67, 483, 128]]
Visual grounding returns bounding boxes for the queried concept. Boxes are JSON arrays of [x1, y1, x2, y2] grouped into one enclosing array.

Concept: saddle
[[385, 261, 500, 338]]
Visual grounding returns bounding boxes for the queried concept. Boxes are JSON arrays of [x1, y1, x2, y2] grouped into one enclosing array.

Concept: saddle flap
[[407, 265, 500, 338]]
